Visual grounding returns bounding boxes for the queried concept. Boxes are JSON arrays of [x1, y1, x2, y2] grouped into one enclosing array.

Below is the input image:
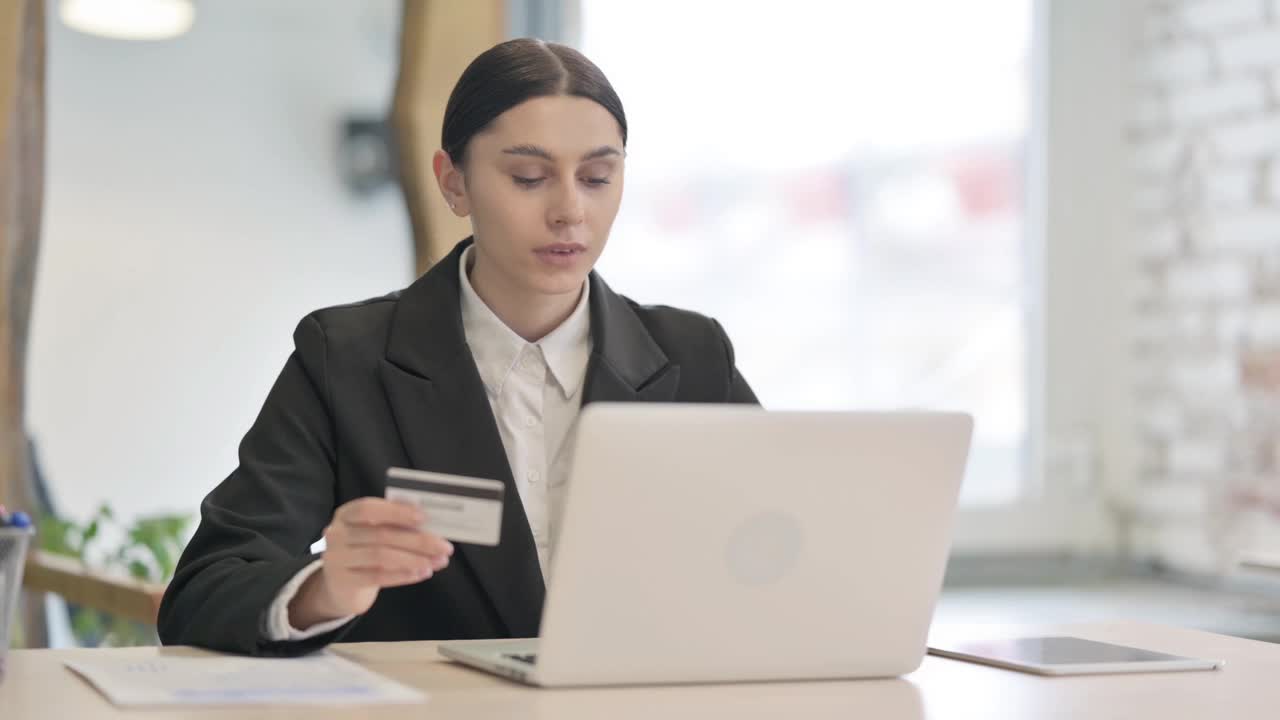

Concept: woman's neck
[[468, 250, 583, 343]]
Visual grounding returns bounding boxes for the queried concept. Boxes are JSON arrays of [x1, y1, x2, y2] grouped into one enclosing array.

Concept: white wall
[[1127, 0, 1280, 572], [1001, 0, 1280, 572], [28, 1, 414, 525]]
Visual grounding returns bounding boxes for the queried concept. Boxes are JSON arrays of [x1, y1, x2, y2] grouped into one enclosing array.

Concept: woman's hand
[[289, 498, 454, 628]]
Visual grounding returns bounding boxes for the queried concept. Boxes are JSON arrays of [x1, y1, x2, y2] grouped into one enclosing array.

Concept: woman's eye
[[513, 176, 545, 187], [581, 177, 611, 186]]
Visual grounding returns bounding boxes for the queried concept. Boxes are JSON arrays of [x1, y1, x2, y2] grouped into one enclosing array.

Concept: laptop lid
[[533, 403, 972, 686]]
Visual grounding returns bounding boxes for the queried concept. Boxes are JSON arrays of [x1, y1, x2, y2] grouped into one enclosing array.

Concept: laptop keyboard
[[504, 653, 538, 665]]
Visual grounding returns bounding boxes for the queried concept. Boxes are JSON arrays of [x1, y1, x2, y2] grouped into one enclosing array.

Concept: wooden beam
[[0, 0, 47, 648], [0, 0, 43, 521], [391, 0, 505, 275], [23, 551, 165, 627]]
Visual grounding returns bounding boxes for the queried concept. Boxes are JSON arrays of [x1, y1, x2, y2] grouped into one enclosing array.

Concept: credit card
[[384, 467, 504, 546]]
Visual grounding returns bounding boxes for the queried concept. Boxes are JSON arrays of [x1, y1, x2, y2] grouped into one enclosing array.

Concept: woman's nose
[[551, 185, 585, 226]]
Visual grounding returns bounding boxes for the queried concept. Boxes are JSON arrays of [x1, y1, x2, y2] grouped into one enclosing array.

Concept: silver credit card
[[384, 467, 505, 546]]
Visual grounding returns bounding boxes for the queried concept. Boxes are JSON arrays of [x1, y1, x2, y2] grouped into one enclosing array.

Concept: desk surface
[[2, 621, 1276, 719]]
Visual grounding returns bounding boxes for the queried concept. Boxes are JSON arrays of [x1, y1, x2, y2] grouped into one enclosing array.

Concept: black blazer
[[158, 238, 757, 656]]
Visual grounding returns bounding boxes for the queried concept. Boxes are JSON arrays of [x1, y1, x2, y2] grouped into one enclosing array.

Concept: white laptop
[[438, 403, 972, 687]]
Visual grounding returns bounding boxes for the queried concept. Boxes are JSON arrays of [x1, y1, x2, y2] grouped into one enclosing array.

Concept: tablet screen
[[932, 636, 1220, 672], [977, 637, 1189, 663]]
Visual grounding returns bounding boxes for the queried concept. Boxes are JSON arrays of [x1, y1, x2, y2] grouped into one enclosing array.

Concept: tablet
[[927, 636, 1225, 676]]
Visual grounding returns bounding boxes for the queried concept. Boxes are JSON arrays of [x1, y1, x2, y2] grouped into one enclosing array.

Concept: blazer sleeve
[[157, 315, 356, 656], [711, 318, 759, 405]]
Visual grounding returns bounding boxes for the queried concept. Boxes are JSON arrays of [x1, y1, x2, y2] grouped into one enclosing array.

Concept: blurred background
[[4, 0, 1280, 647]]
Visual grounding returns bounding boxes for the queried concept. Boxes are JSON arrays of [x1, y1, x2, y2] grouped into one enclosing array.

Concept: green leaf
[[151, 551, 172, 582], [108, 545, 131, 574], [165, 515, 193, 537], [127, 515, 191, 582], [127, 560, 151, 582], [82, 518, 100, 546], [36, 513, 83, 560], [71, 609, 104, 646]]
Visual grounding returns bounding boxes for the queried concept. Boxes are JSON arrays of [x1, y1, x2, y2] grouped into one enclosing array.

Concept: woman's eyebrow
[[502, 144, 554, 161], [501, 144, 623, 162], [579, 146, 622, 162]]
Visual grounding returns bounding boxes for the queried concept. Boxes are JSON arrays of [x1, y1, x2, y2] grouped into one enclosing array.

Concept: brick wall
[[1130, 0, 1280, 570]]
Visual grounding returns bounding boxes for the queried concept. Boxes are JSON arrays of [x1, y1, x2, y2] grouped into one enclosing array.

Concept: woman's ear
[[432, 149, 469, 216]]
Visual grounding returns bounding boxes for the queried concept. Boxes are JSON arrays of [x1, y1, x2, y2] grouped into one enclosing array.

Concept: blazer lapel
[[582, 272, 681, 404], [379, 240, 544, 638]]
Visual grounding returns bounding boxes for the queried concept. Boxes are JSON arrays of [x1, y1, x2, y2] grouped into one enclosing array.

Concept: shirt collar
[[458, 245, 592, 399], [538, 275, 592, 399]]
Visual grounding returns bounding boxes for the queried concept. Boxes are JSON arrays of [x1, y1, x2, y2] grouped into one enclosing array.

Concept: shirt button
[[528, 470, 540, 483], [525, 416, 537, 428]]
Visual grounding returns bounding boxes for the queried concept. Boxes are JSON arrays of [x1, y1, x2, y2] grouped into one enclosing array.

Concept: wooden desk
[[1, 622, 1275, 718]]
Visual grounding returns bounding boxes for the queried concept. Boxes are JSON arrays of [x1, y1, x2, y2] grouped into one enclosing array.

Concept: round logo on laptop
[[725, 511, 804, 585]]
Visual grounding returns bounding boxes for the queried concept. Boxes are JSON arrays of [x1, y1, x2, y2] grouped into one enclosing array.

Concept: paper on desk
[[1239, 550, 1280, 573], [64, 651, 426, 707]]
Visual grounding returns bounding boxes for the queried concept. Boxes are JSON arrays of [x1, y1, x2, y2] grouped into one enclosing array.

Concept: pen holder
[[0, 526, 33, 681]]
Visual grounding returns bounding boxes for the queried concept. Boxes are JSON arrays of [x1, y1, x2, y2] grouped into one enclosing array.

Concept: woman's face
[[440, 95, 625, 298]]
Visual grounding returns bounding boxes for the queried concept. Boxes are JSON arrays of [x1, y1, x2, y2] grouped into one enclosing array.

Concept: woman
[[158, 38, 757, 657]]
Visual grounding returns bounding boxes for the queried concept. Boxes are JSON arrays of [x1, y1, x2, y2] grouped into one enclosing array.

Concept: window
[[576, 1, 1033, 506]]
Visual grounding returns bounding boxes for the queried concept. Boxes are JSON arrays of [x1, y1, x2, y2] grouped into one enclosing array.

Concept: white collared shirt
[[457, 244, 593, 577], [266, 245, 591, 641]]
